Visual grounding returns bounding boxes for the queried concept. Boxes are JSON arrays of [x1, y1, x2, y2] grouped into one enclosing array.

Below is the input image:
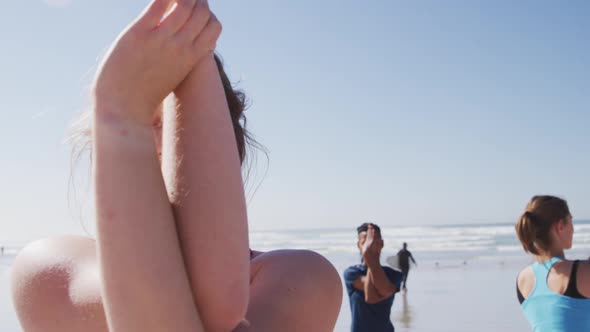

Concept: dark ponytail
[[514, 196, 571, 255]]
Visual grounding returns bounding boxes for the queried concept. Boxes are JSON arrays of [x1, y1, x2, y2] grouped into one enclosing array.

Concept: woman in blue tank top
[[515, 196, 590, 332]]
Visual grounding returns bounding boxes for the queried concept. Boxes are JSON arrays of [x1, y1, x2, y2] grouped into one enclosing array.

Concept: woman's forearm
[[94, 109, 204, 332], [161, 55, 250, 331]]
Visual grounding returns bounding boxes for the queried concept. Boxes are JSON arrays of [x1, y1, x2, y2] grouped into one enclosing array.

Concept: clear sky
[[1, 0, 589, 243]]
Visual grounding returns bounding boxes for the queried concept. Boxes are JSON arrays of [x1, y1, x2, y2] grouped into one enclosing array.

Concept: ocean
[[3, 221, 590, 331], [251, 220, 590, 267]]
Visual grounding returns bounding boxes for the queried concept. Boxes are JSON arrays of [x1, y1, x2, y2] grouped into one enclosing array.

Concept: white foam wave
[[250, 222, 590, 256]]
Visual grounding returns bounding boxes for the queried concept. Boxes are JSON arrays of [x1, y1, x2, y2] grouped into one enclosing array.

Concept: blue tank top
[[522, 257, 590, 332]]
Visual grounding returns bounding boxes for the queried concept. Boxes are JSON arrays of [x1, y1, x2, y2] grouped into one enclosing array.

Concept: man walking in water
[[344, 223, 402, 332], [397, 242, 417, 290]]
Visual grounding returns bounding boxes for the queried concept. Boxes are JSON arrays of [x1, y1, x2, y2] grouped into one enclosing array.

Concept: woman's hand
[[94, 0, 221, 126]]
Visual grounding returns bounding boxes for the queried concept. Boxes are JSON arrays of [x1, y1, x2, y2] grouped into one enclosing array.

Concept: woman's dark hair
[[515, 195, 571, 255], [213, 54, 254, 165]]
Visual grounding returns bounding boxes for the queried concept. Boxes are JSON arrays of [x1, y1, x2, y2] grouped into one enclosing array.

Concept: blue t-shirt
[[343, 264, 403, 332]]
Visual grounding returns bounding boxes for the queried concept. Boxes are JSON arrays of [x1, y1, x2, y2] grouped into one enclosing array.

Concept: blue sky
[[1, 0, 589, 242]]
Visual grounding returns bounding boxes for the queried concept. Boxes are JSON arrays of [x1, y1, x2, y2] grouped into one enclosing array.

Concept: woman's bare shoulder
[[575, 260, 590, 297], [12, 236, 97, 277], [575, 259, 590, 274], [11, 235, 106, 332], [517, 265, 535, 298], [250, 249, 343, 295], [17, 235, 95, 257], [12, 235, 96, 278], [239, 249, 342, 331], [250, 249, 340, 282], [517, 265, 534, 281]]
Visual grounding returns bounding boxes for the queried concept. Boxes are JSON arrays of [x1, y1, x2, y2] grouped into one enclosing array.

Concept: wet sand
[[326, 252, 531, 332]]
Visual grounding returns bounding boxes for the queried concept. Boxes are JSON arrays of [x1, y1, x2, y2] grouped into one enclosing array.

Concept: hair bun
[[523, 211, 542, 224]]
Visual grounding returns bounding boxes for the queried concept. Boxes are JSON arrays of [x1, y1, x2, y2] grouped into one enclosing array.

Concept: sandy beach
[[325, 252, 531, 332]]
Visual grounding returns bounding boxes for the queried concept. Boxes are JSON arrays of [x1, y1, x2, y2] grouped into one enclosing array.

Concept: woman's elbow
[[199, 281, 249, 331]]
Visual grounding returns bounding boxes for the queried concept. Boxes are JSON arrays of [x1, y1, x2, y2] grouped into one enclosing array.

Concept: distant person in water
[[515, 195, 590, 331], [397, 242, 417, 290], [344, 223, 403, 332]]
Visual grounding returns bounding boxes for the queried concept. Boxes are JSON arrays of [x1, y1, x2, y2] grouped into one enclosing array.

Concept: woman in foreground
[[515, 195, 590, 331], [11, 1, 342, 331]]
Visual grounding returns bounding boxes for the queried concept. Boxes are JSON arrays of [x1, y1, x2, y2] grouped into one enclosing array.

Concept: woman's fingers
[[176, 0, 210, 42], [159, 0, 198, 35], [191, 14, 222, 57], [137, 0, 175, 28]]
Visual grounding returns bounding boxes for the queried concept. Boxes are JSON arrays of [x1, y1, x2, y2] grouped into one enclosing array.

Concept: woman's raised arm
[[93, 1, 215, 330], [161, 37, 249, 332]]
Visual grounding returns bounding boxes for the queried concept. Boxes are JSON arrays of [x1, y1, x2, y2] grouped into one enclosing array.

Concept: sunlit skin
[[11, 1, 343, 331]]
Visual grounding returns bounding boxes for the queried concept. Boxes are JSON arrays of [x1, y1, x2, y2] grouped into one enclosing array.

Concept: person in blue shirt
[[344, 223, 403, 332]]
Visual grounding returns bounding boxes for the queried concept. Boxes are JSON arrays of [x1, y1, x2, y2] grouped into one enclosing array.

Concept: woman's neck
[[535, 249, 566, 262]]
